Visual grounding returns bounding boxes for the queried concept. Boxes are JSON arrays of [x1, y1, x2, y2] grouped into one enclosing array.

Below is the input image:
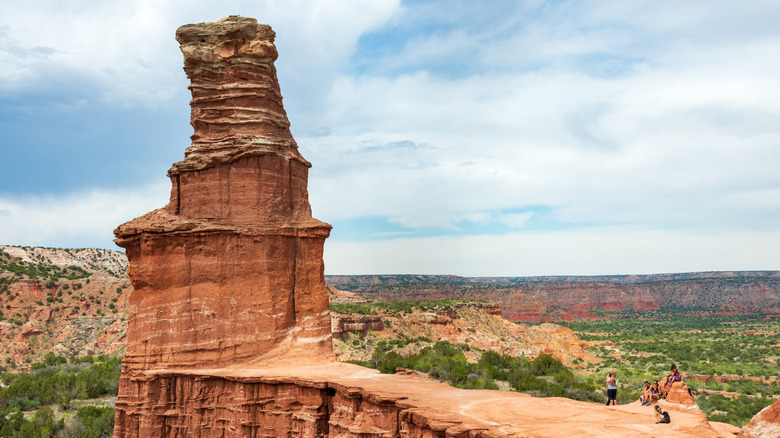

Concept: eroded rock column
[[113, 17, 333, 436]]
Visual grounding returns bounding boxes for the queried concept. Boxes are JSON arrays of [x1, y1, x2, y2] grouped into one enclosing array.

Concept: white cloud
[[0, 181, 170, 250], [324, 227, 780, 276], [0, 0, 400, 107], [300, 1, 780, 241]]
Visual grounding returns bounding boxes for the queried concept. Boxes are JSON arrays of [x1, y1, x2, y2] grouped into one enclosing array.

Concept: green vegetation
[[330, 299, 487, 315], [0, 258, 90, 281], [559, 310, 779, 426], [0, 353, 120, 437], [349, 339, 606, 402]]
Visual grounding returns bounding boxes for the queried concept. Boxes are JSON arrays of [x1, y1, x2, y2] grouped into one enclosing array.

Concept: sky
[[1, 0, 779, 276]]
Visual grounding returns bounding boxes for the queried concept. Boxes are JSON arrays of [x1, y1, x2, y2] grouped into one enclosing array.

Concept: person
[[639, 381, 651, 405], [646, 380, 660, 405], [605, 372, 618, 406], [654, 405, 670, 424], [661, 364, 682, 398]]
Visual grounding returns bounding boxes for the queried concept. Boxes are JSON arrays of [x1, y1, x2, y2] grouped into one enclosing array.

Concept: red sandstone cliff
[[112, 17, 334, 436]]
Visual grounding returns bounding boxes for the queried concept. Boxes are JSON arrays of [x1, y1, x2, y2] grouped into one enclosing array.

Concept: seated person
[[646, 380, 660, 405], [639, 381, 651, 405], [654, 405, 670, 423], [661, 364, 682, 398]]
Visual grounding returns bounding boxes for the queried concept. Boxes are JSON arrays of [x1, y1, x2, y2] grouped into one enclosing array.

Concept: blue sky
[[1, 0, 779, 276]]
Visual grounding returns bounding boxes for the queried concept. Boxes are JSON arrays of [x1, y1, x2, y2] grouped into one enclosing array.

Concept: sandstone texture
[[738, 398, 780, 438]]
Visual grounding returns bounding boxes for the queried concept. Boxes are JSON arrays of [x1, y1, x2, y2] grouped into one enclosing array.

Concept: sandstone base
[[113, 362, 723, 438], [666, 380, 697, 406]]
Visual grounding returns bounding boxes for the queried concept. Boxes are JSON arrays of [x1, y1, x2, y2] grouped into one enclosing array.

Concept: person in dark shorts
[[605, 372, 618, 405]]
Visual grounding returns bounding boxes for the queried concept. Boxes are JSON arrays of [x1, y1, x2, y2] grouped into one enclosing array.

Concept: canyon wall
[[325, 275, 780, 322]]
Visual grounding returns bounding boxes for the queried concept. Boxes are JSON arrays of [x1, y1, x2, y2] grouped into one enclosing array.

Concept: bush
[[70, 406, 115, 438]]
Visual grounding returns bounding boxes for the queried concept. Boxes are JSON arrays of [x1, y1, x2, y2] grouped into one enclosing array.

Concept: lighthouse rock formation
[[112, 17, 734, 437], [113, 17, 333, 373]]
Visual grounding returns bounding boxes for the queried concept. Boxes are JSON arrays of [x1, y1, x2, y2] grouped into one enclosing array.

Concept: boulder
[[738, 398, 780, 438]]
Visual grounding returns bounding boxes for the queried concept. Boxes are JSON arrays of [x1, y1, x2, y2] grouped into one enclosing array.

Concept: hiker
[[646, 380, 660, 405], [654, 405, 670, 424], [605, 372, 618, 406], [639, 381, 651, 405], [661, 364, 682, 398]]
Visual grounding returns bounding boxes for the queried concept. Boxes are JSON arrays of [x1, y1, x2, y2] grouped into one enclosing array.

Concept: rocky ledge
[[115, 362, 726, 438]]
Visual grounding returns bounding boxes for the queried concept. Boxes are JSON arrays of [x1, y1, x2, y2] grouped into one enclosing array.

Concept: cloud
[[0, 0, 401, 108], [300, 0, 780, 242], [0, 181, 170, 250], [324, 227, 780, 276]]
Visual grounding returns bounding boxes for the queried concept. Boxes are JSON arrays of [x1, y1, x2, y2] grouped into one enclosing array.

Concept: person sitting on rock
[[654, 405, 670, 424], [640, 381, 651, 405], [661, 364, 682, 398], [646, 380, 661, 405]]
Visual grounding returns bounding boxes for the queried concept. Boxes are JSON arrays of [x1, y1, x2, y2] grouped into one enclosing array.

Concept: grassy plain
[[559, 310, 779, 426]]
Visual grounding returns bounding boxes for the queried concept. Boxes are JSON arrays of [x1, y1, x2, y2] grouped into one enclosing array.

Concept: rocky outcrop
[[738, 398, 780, 438], [113, 362, 726, 438], [665, 381, 696, 407], [332, 303, 597, 366], [112, 16, 333, 436], [331, 313, 383, 339]]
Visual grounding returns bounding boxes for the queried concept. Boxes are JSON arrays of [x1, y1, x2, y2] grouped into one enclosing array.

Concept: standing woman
[[609, 372, 619, 405], [605, 372, 618, 406]]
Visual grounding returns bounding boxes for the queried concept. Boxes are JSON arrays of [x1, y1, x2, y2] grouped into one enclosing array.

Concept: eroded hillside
[[330, 299, 596, 366], [0, 245, 131, 369]]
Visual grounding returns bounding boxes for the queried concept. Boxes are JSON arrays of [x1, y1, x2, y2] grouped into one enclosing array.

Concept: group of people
[[604, 364, 682, 424]]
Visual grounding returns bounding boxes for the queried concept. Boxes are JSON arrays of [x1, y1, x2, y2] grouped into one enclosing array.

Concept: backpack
[[657, 412, 670, 424]]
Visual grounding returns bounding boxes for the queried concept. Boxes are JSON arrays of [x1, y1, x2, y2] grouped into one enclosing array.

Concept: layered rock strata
[[113, 17, 333, 436]]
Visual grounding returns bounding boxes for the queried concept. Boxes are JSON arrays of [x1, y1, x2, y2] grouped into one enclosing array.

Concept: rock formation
[[113, 16, 333, 373], [111, 16, 732, 437], [665, 381, 696, 407], [113, 16, 334, 435], [738, 398, 780, 438]]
